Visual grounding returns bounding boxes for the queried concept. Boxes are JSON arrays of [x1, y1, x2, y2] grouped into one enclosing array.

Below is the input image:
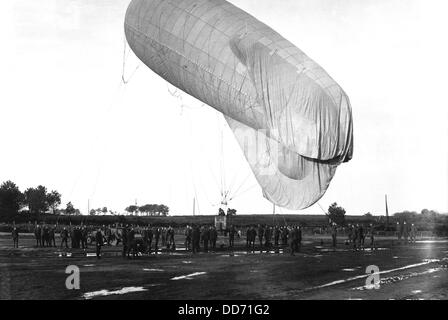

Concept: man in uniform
[[290, 225, 298, 256], [192, 225, 200, 254], [257, 224, 264, 252], [105, 225, 112, 246], [49, 225, 56, 247], [264, 226, 271, 248], [95, 227, 104, 259], [331, 223, 337, 251], [12, 227, 19, 248], [127, 227, 136, 259], [201, 226, 210, 252], [41, 225, 49, 247], [281, 227, 288, 246], [154, 227, 160, 253], [248, 226, 256, 252], [403, 221, 409, 243], [274, 226, 280, 247], [229, 225, 236, 249], [81, 226, 88, 249], [185, 225, 192, 251], [167, 226, 175, 251], [60, 227, 69, 248], [147, 226, 154, 253], [210, 226, 218, 251], [34, 224, 42, 247]]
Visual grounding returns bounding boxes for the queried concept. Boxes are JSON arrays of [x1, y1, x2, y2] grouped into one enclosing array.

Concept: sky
[[0, 0, 447, 216]]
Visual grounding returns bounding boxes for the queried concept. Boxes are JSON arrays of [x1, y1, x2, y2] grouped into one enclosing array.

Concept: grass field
[[1, 233, 447, 300]]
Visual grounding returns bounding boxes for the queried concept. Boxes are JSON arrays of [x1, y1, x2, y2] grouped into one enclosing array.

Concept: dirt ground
[[0, 233, 447, 300]]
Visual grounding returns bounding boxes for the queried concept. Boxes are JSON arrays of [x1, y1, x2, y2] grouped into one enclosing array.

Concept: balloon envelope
[[124, 0, 353, 209]]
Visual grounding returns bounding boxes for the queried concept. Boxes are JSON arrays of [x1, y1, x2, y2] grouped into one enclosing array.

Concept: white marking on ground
[[182, 261, 192, 264], [170, 272, 207, 280], [342, 268, 356, 272], [83, 286, 148, 299], [143, 268, 164, 272], [307, 259, 441, 291], [83, 264, 95, 267], [412, 290, 422, 294], [352, 267, 443, 291]]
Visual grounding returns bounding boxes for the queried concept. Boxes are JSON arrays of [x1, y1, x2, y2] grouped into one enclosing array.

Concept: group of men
[[33, 224, 57, 247], [184, 225, 220, 253], [345, 224, 376, 251], [396, 222, 418, 243], [12, 221, 422, 259], [245, 225, 303, 255]]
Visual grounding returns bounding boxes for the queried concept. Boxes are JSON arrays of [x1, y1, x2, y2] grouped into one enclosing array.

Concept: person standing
[[248, 226, 256, 252], [12, 227, 19, 248], [49, 225, 56, 247], [167, 226, 176, 251], [127, 227, 136, 258], [154, 227, 160, 253], [331, 223, 337, 250], [257, 224, 264, 251], [95, 228, 104, 259], [403, 221, 409, 243], [143, 227, 149, 253], [210, 226, 218, 251], [60, 227, 69, 249], [34, 224, 42, 247], [274, 226, 280, 247], [245, 227, 250, 248], [81, 226, 88, 249], [281, 227, 288, 246], [229, 225, 236, 249], [201, 226, 210, 252], [290, 226, 297, 256], [148, 226, 154, 252], [192, 225, 200, 254], [185, 225, 192, 251], [41, 225, 49, 247]]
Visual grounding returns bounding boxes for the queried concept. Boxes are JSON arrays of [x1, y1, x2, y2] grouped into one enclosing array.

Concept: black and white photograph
[[1, 0, 447, 304]]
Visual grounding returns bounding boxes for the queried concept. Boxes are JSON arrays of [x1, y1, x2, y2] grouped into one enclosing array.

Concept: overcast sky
[[1, 0, 447, 216]]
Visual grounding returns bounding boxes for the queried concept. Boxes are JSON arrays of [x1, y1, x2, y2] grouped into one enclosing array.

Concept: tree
[[158, 204, 169, 216], [89, 209, 96, 216], [102, 207, 108, 214], [0, 180, 24, 220], [327, 202, 346, 226], [65, 202, 76, 216], [24, 185, 49, 215], [125, 205, 139, 215], [139, 204, 153, 216], [46, 190, 61, 214], [227, 208, 237, 216]]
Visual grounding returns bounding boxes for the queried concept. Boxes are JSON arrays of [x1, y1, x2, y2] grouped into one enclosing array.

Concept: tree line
[[124, 204, 169, 216], [0, 180, 171, 221], [0, 180, 81, 221]]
